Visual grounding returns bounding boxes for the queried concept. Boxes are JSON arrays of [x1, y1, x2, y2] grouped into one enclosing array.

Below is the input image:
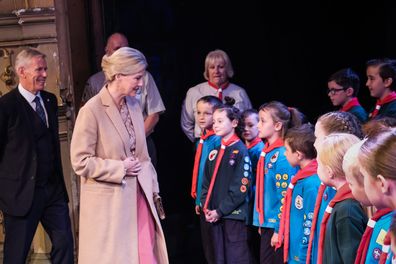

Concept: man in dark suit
[[0, 48, 74, 263]]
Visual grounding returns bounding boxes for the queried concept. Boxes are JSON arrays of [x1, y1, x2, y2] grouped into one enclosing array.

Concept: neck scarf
[[379, 232, 392, 264], [191, 129, 216, 198], [247, 136, 262, 149], [355, 208, 393, 264], [208, 81, 230, 100], [306, 182, 327, 264], [369, 91, 396, 118], [203, 133, 240, 211], [255, 138, 284, 225], [341, 97, 361, 112], [317, 183, 354, 264], [277, 160, 318, 262]]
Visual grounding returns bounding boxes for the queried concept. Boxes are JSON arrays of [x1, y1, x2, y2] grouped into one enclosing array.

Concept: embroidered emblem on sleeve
[[208, 150, 218, 161], [373, 248, 382, 260], [295, 195, 303, 209], [270, 151, 279, 163]]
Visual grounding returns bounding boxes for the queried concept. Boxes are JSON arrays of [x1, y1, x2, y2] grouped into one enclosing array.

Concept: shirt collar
[[18, 84, 42, 103]]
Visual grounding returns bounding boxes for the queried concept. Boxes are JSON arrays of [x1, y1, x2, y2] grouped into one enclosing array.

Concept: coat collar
[[99, 87, 143, 157]]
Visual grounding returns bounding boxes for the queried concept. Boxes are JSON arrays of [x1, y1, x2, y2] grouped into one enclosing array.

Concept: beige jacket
[[71, 88, 168, 263]]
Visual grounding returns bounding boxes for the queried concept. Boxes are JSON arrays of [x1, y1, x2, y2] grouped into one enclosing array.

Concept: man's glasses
[[327, 88, 346, 95]]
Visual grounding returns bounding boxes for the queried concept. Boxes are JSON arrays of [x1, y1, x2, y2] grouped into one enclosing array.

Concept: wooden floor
[[0, 246, 51, 264]]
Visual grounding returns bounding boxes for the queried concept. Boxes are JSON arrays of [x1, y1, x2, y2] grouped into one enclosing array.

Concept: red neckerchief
[[255, 138, 284, 225], [379, 231, 392, 264], [191, 129, 216, 198], [276, 160, 318, 262], [317, 183, 354, 264], [208, 81, 230, 100], [246, 136, 262, 150], [341, 97, 361, 112], [203, 133, 240, 211], [369, 91, 396, 118], [306, 182, 326, 264], [355, 208, 393, 264]]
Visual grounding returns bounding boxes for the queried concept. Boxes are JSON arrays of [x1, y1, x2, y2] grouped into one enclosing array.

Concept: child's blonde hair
[[359, 128, 396, 181], [316, 111, 363, 138], [342, 140, 365, 185], [318, 133, 360, 178]]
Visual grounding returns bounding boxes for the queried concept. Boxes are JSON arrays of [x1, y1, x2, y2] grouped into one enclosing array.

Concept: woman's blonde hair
[[203, 49, 234, 80], [318, 133, 360, 178], [101, 47, 147, 83], [358, 128, 396, 180]]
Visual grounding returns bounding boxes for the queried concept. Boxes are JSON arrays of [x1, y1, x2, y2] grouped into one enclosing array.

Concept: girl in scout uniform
[[344, 141, 393, 264], [307, 111, 363, 264], [316, 133, 367, 264], [359, 128, 396, 264], [190, 95, 222, 264], [252, 101, 304, 263], [200, 97, 252, 263]]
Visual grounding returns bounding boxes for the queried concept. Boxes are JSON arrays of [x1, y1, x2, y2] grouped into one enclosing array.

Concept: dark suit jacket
[[0, 88, 68, 216]]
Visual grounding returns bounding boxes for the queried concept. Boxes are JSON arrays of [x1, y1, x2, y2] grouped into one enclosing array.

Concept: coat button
[[31, 176, 35, 180]]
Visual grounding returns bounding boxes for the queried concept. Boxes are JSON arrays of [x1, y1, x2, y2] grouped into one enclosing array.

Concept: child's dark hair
[[316, 111, 363, 139], [362, 116, 396, 138], [284, 123, 317, 159], [366, 58, 396, 90], [214, 96, 243, 137], [328, 68, 360, 97], [241, 108, 259, 121], [259, 101, 306, 138], [196, 95, 223, 108]]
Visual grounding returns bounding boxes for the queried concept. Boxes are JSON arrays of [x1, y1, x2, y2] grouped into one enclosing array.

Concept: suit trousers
[[3, 184, 74, 264]]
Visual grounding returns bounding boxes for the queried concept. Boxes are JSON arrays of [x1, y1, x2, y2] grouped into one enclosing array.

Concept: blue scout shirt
[[310, 185, 337, 264], [366, 211, 393, 263], [194, 135, 221, 206], [252, 146, 298, 232], [288, 174, 321, 263]]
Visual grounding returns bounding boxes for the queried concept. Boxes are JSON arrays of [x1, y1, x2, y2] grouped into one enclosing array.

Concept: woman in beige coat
[[71, 47, 168, 263]]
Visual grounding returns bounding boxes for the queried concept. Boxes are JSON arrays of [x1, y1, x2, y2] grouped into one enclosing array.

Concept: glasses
[[327, 88, 346, 95]]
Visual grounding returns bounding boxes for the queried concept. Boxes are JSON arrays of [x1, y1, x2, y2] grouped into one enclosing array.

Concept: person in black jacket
[[0, 48, 73, 264], [200, 98, 252, 263]]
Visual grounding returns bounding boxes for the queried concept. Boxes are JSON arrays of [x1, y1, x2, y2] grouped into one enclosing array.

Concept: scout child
[[316, 133, 367, 264], [277, 124, 321, 263], [252, 101, 304, 263], [190, 95, 222, 263], [200, 97, 252, 263]]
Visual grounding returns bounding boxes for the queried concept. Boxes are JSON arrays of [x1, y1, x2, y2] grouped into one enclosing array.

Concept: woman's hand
[[123, 157, 141, 176], [270, 232, 279, 247]]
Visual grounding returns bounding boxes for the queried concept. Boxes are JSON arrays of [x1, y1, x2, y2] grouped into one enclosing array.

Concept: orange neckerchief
[[191, 129, 216, 198]]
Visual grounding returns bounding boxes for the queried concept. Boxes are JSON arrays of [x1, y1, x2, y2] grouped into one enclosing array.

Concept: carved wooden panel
[[0, 0, 53, 14]]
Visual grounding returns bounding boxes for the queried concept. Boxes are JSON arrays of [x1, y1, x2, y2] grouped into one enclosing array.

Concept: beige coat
[[71, 88, 168, 264]]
